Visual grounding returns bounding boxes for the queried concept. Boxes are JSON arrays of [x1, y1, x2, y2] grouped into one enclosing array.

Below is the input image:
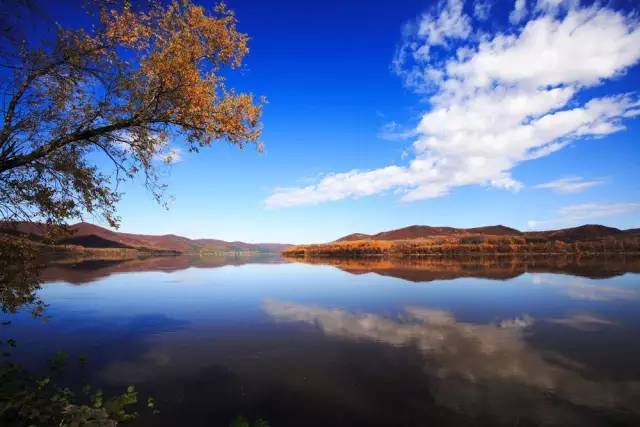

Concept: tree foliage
[[0, 344, 153, 426], [0, 235, 43, 315], [0, 0, 263, 228]]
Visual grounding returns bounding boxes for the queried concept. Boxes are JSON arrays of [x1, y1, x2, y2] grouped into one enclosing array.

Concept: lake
[[4, 255, 640, 426]]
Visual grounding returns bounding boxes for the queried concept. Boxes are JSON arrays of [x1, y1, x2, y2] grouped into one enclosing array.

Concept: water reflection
[[286, 254, 640, 281], [547, 313, 616, 331], [531, 273, 640, 301], [40, 254, 285, 284], [265, 299, 640, 425], [4, 255, 640, 426]]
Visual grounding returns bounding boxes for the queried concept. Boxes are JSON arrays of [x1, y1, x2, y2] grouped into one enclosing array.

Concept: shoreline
[[37, 244, 282, 266], [283, 251, 640, 258]]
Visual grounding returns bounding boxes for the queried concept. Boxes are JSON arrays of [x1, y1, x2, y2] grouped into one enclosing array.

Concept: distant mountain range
[[4, 221, 640, 258], [1, 222, 291, 254], [285, 224, 640, 257]]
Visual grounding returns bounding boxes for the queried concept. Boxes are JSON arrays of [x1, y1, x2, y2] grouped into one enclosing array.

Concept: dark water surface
[[5, 255, 640, 426]]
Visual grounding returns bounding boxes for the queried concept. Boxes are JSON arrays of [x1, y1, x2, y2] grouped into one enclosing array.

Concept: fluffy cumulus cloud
[[266, 0, 640, 208]]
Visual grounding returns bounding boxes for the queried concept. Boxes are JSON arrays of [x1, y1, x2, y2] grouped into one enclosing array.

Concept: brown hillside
[[57, 234, 134, 249], [468, 225, 522, 236], [625, 228, 640, 236], [337, 233, 373, 242], [337, 224, 522, 242], [291, 223, 639, 258], [532, 224, 623, 242], [373, 225, 463, 240], [0, 221, 290, 254]]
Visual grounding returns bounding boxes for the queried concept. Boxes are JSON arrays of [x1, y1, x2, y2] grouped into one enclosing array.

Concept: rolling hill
[[334, 224, 633, 242], [1, 221, 291, 254], [337, 224, 523, 241], [285, 224, 640, 257]]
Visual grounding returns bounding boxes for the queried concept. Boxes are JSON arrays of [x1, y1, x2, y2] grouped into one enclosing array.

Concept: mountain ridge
[[0, 221, 291, 254], [285, 223, 640, 258], [335, 224, 633, 243]]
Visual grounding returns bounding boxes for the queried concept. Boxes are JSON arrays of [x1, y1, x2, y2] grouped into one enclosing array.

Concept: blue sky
[[45, 0, 640, 243]]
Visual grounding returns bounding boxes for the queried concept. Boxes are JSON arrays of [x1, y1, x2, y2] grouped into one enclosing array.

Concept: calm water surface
[[5, 255, 640, 426]]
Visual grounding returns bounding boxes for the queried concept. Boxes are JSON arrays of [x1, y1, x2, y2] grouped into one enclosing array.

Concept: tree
[[0, 3, 263, 423], [0, 0, 263, 230], [0, 0, 263, 314]]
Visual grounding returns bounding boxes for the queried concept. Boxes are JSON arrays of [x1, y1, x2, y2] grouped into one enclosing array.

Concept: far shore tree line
[[283, 235, 640, 258]]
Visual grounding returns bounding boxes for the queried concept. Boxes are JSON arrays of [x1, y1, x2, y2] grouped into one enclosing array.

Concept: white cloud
[[534, 177, 606, 193], [535, 0, 579, 14], [416, 0, 471, 50], [527, 201, 640, 229], [473, 0, 491, 21], [266, 166, 410, 208], [391, 0, 471, 89], [557, 202, 640, 220], [266, 1, 640, 208], [510, 0, 528, 24], [445, 9, 640, 89], [377, 121, 416, 141]]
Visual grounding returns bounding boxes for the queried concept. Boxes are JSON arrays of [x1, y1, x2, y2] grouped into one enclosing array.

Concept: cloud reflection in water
[[264, 299, 640, 424], [530, 273, 640, 301]]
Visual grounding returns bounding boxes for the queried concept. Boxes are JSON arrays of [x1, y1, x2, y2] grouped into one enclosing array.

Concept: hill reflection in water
[[41, 254, 640, 285], [41, 254, 286, 284], [283, 254, 640, 281]]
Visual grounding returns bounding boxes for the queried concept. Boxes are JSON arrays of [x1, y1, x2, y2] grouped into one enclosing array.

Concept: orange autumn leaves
[[97, 0, 262, 148], [0, 0, 262, 231], [283, 236, 640, 257]]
